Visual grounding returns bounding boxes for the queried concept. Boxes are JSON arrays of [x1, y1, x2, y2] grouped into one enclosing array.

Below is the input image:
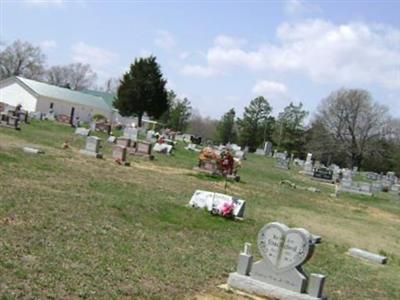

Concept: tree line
[[213, 91, 400, 174]]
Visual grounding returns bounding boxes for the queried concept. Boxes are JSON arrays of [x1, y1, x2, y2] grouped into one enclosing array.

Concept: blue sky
[[1, 0, 400, 119]]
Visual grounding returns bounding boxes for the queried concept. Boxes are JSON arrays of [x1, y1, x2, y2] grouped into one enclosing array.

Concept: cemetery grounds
[[0, 121, 399, 300]]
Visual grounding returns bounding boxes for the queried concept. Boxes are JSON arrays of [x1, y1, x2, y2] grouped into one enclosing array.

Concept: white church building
[[0, 76, 113, 123]]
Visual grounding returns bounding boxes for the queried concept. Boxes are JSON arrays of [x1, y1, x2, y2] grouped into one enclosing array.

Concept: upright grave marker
[[313, 167, 333, 181], [123, 127, 138, 141], [227, 222, 326, 300], [79, 136, 103, 158], [264, 141, 273, 156], [276, 157, 290, 170], [128, 140, 154, 160], [303, 153, 313, 175], [112, 145, 129, 166]]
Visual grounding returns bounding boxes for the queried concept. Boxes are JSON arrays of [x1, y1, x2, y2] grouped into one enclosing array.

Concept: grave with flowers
[[188, 190, 246, 220], [193, 147, 241, 182]]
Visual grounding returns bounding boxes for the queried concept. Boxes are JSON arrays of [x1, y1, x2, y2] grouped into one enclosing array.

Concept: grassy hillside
[[0, 121, 399, 299]]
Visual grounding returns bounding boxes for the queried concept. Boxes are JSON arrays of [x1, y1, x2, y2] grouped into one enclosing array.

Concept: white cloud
[[71, 42, 118, 82], [181, 20, 400, 89], [154, 30, 176, 50], [252, 80, 291, 115], [179, 52, 190, 60], [25, 0, 64, 5], [71, 42, 117, 69], [139, 49, 152, 57], [252, 80, 288, 96], [181, 65, 219, 78], [214, 35, 247, 49], [284, 0, 305, 15], [284, 0, 320, 17], [40, 40, 57, 50]]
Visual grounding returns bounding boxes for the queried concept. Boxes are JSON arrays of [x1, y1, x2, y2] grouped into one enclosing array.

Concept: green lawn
[[0, 121, 399, 299]]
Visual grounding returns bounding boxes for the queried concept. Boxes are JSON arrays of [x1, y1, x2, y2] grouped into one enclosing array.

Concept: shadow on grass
[[186, 173, 225, 182]]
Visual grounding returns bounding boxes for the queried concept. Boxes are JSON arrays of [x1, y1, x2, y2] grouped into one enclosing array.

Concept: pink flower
[[221, 202, 235, 217]]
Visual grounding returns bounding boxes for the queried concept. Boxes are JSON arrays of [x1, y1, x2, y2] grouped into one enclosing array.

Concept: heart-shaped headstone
[[257, 222, 312, 273]]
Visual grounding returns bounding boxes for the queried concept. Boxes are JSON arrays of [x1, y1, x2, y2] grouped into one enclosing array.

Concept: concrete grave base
[[227, 273, 324, 300], [348, 248, 388, 264], [128, 152, 154, 160], [299, 170, 314, 176], [340, 187, 373, 196], [192, 167, 240, 181], [79, 149, 103, 159], [218, 283, 272, 300], [311, 177, 334, 184]]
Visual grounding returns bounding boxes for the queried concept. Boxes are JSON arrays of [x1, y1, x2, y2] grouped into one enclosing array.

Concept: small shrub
[[92, 114, 107, 122]]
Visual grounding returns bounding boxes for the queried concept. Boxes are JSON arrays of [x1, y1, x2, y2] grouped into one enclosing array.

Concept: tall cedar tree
[[237, 96, 272, 152], [114, 56, 169, 127], [216, 108, 237, 144]]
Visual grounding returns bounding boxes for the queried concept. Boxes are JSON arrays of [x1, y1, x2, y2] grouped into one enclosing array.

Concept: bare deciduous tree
[[314, 88, 390, 168], [187, 109, 218, 141], [46, 65, 69, 87], [0, 40, 46, 80], [46, 63, 97, 90], [102, 78, 120, 93]]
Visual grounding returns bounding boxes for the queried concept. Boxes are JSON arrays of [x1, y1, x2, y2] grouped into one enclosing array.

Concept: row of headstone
[[117, 136, 153, 158], [79, 135, 153, 162], [275, 157, 290, 170], [340, 179, 374, 196], [273, 151, 287, 160], [363, 171, 398, 193], [0, 112, 21, 130]]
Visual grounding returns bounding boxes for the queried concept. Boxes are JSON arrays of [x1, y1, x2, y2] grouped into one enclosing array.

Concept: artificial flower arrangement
[[210, 200, 236, 219]]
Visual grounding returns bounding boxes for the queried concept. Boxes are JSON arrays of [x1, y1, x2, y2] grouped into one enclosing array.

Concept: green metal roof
[[82, 89, 116, 110], [16, 77, 111, 112]]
